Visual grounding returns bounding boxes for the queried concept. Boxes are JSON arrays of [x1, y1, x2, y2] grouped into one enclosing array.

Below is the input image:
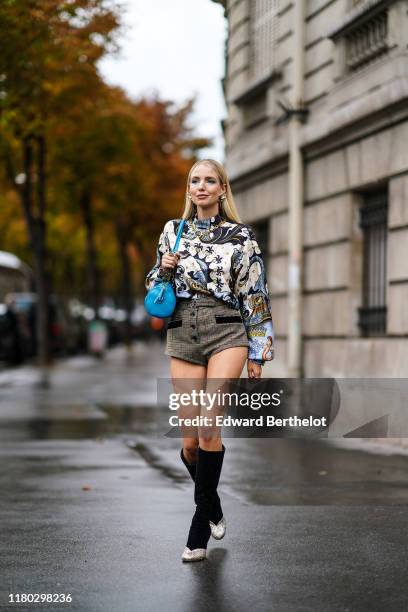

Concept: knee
[[183, 440, 199, 463], [199, 437, 223, 452]]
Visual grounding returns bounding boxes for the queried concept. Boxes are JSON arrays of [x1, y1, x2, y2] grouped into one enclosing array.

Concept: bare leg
[[170, 357, 206, 462], [206, 347, 247, 379], [199, 347, 247, 450]]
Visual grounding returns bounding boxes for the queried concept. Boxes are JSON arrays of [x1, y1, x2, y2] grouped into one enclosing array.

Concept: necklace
[[191, 218, 225, 241]]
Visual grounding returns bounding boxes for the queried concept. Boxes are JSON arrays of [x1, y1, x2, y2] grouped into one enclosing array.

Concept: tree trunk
[[116, 222, 133, 348], [21, 136, 51, 367], [36, 135, 52, 365], [79, 189, 101, 316]]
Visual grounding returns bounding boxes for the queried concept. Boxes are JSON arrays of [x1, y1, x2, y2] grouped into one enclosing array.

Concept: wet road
[[1, 341, 408, 612]]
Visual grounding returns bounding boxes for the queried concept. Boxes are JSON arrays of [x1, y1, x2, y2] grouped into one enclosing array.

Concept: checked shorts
[[165, 293, 249, 366]]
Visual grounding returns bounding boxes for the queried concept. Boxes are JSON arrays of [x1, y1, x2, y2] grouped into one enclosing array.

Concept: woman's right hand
[[161, 252, 180, 270]]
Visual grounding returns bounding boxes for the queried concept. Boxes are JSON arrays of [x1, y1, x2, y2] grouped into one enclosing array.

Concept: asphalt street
[[1, 341, 408, 612]]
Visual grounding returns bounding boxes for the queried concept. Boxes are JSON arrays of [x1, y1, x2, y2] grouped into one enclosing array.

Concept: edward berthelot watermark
[[168, 415, 327, 428]]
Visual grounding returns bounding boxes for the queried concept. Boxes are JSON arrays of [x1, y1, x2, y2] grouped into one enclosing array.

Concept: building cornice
[[230, 154, 289, 192], [303, 95, 408, 162], [230, 93, 408, 192], [230, 68, 282, 106]]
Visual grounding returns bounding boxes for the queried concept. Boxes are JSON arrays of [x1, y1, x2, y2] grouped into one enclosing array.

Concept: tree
[[0, 0, 120, 366], [51, 87, 210, 345], [1, 1, 211, 359]]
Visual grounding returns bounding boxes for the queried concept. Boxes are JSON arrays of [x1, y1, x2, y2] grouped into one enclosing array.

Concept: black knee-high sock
[[180, 448, 224, 525], [186, 446, 225, 550]]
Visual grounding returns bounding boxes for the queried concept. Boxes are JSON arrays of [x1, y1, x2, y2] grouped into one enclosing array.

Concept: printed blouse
[[145, 213, 275, 365]]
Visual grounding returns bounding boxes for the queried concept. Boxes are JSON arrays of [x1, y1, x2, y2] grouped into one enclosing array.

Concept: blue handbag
[[144, 220, 185, 318]]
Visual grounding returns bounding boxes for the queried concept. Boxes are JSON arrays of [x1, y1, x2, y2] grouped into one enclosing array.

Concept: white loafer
[[181, 547, 207, 562], [209, 516, 226, 540]]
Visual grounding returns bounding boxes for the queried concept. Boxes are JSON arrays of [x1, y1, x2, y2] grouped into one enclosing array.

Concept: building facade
[[218, 0, 408, 377]]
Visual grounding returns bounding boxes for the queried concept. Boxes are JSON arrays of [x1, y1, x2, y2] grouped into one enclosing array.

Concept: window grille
[[249, 0, 279, 80], [358, 191, 388, 337], [346, 8, 388, 71]]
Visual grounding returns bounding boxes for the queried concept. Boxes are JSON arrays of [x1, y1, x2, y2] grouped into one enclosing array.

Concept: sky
[[99, 0, 227, 160]]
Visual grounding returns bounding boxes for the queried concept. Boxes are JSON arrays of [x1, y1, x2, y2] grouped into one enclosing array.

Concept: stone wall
[[223, 0, 408, 376]]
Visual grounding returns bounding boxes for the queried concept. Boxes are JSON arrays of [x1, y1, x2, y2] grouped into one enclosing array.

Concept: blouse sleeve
[[234, 227, 275, 365], [145, 222, 172, 291]]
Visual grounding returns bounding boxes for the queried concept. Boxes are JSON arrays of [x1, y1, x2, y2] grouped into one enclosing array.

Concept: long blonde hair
[[181, 159, 242, 223]]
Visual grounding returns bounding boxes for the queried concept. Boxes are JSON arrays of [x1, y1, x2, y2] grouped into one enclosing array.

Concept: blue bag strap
[[171, 219, 185, 253]]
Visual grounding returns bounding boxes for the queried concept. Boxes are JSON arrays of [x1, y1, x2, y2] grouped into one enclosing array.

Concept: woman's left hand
[[247, 360, 262, 379]]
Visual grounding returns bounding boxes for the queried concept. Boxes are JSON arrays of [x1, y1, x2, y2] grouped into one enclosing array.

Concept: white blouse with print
[[145, 213, 275, 365]]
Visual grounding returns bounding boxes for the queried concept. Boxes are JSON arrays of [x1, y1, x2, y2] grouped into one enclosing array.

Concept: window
[[328, 2, 391, 76], [346, 8, 388, 72], [358, 190, 388, 337], [249, 0, 279, 80]]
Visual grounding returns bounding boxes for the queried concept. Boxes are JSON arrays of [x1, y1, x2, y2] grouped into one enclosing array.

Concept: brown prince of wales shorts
[[165, 293, 249, 366]]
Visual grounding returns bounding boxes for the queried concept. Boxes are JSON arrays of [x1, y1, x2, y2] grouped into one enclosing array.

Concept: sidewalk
[[1, 341, 408, 611], [2, 436, 408, 611]]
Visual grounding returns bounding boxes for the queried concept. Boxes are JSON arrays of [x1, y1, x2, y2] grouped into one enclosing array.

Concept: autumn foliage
[[0, 0, 208, 360]]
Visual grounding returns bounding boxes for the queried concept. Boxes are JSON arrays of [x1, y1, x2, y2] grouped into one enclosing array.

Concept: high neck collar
[[192, 212, 223, 228]]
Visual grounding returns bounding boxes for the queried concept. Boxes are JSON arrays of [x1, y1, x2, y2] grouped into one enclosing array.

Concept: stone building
[[214, 0, 408, 377]]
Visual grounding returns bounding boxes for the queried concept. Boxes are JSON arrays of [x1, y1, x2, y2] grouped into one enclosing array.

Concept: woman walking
[[145, 159, 275, 562]]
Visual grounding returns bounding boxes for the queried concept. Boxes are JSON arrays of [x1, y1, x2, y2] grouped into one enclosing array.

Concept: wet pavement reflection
[[1, 342, 408, 611], [2, 341, 408, 506]]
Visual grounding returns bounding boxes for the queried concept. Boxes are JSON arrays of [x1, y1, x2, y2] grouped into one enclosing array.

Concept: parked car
[[3, 293, 36, 358], [0, 303, 24, 364], [4, 292, 79, 357]]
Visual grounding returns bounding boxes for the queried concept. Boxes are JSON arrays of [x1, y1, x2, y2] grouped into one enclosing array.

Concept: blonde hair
[[181, 159, 242, 223]]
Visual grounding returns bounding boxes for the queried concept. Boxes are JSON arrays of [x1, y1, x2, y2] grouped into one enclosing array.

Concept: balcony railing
[[346, 8, 389, 71]]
